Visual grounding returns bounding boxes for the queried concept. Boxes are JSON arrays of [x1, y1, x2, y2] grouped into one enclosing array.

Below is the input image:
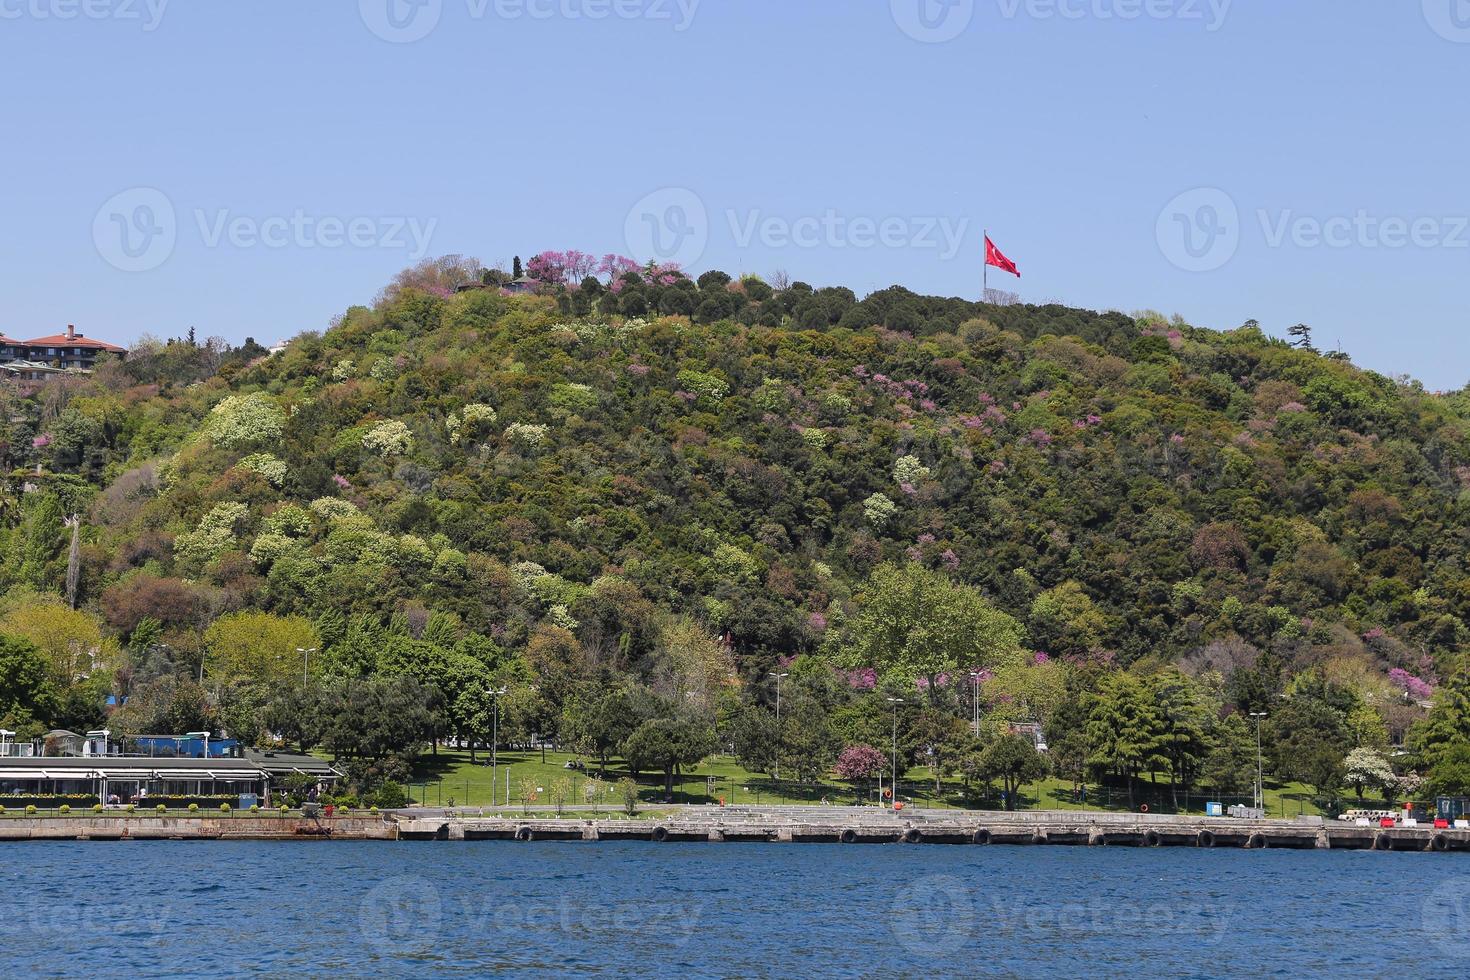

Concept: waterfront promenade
[[3, 805, 1468, 852]]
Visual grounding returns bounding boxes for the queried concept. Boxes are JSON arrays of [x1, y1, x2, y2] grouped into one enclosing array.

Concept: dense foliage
[[4, 254, 1470, 804]]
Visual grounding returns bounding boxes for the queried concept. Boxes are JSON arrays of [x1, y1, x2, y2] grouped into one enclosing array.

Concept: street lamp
[[768, 672, 788, 782], [296, 647, 318, 685], [887, 697, 905, 809], [186, 730, 211, 759], [968, 671, 984, 738], [488, 687, 507, 807], [1249, 712, 1268, 813]]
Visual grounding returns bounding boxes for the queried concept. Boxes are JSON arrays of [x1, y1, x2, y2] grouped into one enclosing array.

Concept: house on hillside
[[17, 325, 127, 370], [501, 277, 542, 296], [0, 361, 66, 382]]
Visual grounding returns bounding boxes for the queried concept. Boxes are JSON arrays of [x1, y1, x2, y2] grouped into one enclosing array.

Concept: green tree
[[1085, 672, 1164, 808], [1410, 664, 1470, 769], [622, 717, 717, 798], [980, 733, 1049, 810], [730, 703, 778, 778], [1427, 742, 1470, 798], [850, 563, 1025, 701], [909, 708, 971, 793], [0, 634, 58, 726], [565, 690, 639, 775], [1151, 668, 1211, 808], [1202, 714, 1258, 796], [204, 612, 320, 687], [1028, 581, 1109, 657]]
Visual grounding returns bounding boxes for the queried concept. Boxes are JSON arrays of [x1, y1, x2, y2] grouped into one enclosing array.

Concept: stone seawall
[[397, 808, 1470, 852], [4, 808, 1465, 852], [0, 815, 396, 841]]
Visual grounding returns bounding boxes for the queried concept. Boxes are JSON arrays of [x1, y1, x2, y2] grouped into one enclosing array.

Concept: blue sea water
[[2, 841, 1468, 977]]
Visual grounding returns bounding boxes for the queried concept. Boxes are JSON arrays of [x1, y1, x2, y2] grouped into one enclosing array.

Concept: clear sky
[[2, 1, 1467, 388]]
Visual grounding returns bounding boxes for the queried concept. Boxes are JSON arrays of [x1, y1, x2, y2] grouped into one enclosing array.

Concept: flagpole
[[983, 228, 987, 301]]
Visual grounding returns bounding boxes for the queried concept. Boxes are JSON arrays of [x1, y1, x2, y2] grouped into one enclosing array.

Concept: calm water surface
[[3, 841, 1468, 976]]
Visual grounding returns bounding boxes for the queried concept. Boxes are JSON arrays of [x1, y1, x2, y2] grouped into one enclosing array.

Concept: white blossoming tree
[[363, 420, 413, 458]]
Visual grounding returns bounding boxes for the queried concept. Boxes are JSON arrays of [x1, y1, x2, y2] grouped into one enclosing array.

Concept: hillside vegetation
[[3, 253, 1470, 806]]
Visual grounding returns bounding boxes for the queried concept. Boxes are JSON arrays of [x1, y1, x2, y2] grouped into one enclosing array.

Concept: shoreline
[[3, 808, 1467, 852]]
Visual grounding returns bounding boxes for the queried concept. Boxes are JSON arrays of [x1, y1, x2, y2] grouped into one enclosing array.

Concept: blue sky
[[2, 1, 1467, 388]]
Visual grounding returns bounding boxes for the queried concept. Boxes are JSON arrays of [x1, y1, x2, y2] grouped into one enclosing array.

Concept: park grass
[[407, 748, 1364, 817]]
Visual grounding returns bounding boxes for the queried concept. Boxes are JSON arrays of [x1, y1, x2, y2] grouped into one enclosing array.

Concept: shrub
[[0, 805, 6, 815], [26, 805, 37, 815], [618, 778, 640, 816], [370, 781, 408, 809], [220, 803, 231, 813], [59, 804, 70, 814], [207, 392, 285, 449], [93, 803, 103, 813], [279, 804, 289, 813], [156, 804, 167, 813], [249, 804, 260, 813], [363, 420, 413, 458], [188, 803, 200, 812]]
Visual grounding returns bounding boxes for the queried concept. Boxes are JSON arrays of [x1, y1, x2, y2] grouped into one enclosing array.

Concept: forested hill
[[3, 256, 1470, 776]]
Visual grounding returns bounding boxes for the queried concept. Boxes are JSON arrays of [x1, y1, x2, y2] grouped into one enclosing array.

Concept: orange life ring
[[1139, 804, 1149, 814]]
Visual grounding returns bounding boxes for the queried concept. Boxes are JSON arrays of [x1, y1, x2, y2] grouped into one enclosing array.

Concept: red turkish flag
[[985, 236, 1020, 278]]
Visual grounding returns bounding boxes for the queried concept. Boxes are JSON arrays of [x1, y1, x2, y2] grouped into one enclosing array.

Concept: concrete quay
[[394, 806, 1470, 853], [3, 807, 1464, 852], [0, 814, 396, 841]]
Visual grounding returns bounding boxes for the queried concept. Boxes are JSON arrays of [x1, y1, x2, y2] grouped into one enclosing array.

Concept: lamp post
[[887, 697, 904, 808], [296, 647, 318, 685], [488, 687, 507, 807], [1249, 712, 1268, 813], [768, 671, 788, 782], [968, 671, 984, 738]]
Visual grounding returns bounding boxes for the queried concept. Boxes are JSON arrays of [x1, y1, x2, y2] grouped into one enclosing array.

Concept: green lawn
[[407, 748, 1359, 817]]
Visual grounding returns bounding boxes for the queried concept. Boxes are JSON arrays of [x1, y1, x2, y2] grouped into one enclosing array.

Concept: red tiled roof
[[0, 335, 22, 345], [23, 334, 128, 353]]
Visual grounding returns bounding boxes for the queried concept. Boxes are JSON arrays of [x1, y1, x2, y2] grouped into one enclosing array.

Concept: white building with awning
[[0, 756, 270, 802]]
